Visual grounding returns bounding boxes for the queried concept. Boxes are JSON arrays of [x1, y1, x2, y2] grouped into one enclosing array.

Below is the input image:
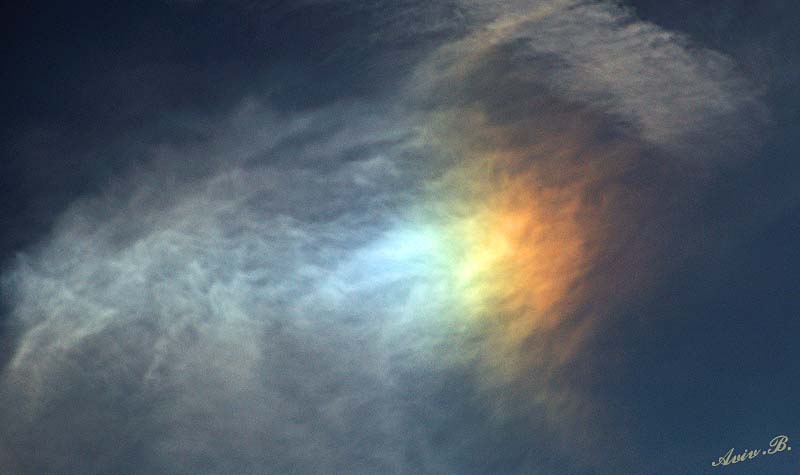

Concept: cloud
[[0, 1, 765, 474], [1, 103, 447, 473], [416, 0, 764, 152], [396, 0, 765, 455]]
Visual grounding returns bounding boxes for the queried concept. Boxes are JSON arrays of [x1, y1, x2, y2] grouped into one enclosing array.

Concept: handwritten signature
[[711, 435, 792, 468]]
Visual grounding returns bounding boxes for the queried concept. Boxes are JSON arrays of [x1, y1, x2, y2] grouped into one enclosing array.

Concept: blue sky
[[1, 1, 797, 474]]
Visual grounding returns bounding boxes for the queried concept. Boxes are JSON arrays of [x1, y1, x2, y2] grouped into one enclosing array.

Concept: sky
[[0, 1, 798, 474]]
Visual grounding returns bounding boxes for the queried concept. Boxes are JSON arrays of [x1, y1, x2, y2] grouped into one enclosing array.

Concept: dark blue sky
[[598, 2, 800, 473]]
